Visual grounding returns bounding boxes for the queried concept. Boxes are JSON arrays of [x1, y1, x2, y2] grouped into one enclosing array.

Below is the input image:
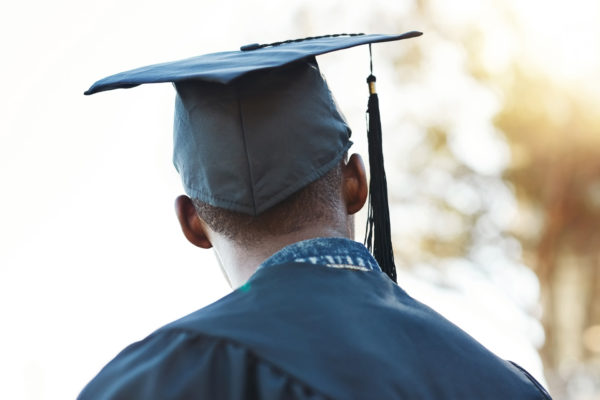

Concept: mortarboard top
[[85, 31, 423, 282], [84, 32, 421, 94]]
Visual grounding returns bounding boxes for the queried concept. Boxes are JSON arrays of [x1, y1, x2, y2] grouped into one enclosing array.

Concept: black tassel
[[364, 70, 397, 283]]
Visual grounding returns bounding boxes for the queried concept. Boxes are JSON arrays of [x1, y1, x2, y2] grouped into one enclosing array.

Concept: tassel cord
[[365, 73, 397, 282]]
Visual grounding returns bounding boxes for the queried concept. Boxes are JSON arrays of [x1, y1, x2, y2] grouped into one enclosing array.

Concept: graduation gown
[[79, 239, 551, 399]]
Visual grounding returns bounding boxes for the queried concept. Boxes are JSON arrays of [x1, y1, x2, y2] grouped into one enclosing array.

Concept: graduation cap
[[85, 32, 423, 282]]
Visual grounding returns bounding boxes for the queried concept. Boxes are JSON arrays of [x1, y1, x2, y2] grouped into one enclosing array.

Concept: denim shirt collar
[[259, 237, 381, 272]]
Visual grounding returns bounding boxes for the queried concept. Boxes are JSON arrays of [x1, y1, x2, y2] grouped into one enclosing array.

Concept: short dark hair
[[192, 161, 344, 246]]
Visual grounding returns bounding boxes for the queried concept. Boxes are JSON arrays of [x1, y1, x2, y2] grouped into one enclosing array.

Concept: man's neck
[[213, 226, 351, 288]]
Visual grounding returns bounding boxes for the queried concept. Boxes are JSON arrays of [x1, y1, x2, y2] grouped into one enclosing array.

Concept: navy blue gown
[[79, 238, 551, 399]]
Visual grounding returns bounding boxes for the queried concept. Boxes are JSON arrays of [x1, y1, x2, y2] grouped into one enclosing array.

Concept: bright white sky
[[1, 0, 597, 398]]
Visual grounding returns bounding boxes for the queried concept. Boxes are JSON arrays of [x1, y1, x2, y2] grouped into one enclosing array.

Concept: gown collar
[[259, 237, 381, 272]]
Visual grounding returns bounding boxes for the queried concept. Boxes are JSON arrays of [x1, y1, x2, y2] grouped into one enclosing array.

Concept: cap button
[[240, 43, 260, 51]]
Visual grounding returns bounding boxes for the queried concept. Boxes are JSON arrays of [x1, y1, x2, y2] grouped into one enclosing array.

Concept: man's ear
[[342, 153, 368, 215], [174, 195, 213, 249]]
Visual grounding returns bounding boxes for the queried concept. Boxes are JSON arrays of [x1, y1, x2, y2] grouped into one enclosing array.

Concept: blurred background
[[1, 0, 598, 398]]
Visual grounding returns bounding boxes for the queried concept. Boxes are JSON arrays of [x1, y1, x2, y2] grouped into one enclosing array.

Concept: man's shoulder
[[77, 267, 316, 399], [78, 324, 331, 400]]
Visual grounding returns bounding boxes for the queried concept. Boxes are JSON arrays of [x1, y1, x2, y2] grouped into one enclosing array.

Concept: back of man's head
[[192, 160, 344, 247]]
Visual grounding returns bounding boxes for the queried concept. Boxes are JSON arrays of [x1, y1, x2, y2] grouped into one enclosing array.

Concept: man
[[79, 33, 551, 399]]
